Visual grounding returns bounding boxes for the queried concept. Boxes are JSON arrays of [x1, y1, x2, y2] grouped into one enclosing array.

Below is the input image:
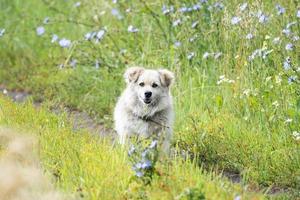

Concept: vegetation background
[[0, 0, 299, 199]]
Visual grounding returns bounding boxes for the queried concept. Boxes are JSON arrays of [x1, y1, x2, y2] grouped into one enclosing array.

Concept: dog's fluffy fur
[[114, 67, 174, 151]]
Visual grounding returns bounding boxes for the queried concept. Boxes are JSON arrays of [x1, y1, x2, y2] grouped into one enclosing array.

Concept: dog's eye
[[152, 83, 158, 88], [139, 82, 145, 87]]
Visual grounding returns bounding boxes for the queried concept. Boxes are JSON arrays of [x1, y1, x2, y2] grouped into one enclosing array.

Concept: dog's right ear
[[124, 67, 144, 84]]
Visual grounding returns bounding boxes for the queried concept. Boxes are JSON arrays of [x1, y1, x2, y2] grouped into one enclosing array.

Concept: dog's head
[[124, 67, 174, 105]]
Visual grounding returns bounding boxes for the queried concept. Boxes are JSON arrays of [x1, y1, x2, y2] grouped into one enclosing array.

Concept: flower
[[74, 2, 81, 7], [172, 19, 181, 27], [95, 59, 100, 69], [59, 38, 71, 48], [282, 28, 291, 36], [70, 59, 77, 68], [36, 26, 45, 36], [214, 2, 224, 10], [141, 160, 152, 169], [203, 52, 210, 59], [275, 4, 285, 15], [239, 3, 247, 12], [257, 11, 269, 23], [111, 8, 123, 20], [135, 171, 144, 177], [0, 29, 5, 37], [162, 5, 174, 15], [43, 17, 50, 24], [174, 41, 181, 47], [128, 25, 139, 33], [231, 16, 241, 25], [283, 57, 291, 70], [246, 33, 254, 40], [51, 34, 58, 43], [96, 30, 105, 40], [297, 10, 300, 18], [285, 43, 293, 51], [187, 52, 195, 60], [288, 76, 297, 84]]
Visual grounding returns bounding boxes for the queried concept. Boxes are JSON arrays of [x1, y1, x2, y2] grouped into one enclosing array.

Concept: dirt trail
[[0, 87, 113, 138]]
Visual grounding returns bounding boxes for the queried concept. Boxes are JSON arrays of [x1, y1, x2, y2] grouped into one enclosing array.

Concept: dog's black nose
[[145, 91, 152, 98]]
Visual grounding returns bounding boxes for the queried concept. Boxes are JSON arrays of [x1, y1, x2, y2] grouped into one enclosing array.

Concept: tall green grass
[[0, 96, 265, 199], [0, 0, 299, 198]]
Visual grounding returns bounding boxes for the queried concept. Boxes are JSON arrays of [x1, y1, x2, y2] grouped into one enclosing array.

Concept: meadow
[[0, 0, 299, 199]]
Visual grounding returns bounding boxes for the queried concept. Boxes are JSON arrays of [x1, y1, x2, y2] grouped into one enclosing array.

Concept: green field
[[0, 0, 299, 199]]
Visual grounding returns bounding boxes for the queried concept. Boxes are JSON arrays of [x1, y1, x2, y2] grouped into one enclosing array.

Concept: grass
[[0, 0, 300, 199], [0, 96, 265, 199]]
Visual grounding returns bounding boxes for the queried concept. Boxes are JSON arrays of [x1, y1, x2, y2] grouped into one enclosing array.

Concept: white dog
[[114, 67, 174, 151]]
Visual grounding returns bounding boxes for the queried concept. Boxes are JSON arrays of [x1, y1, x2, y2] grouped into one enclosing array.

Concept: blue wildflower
[[288, 76, 297, 84], [162, 5, 174, 15], [135, 171, 144, 177], [214, 2, 224, 10], [192, 3, 201, 11], [70, 59, 77, 68], [59, 38, 71, 48], [174, 41, 181, 47], [282, 28, 291, 36], [285, 43, 294, 51], [141, 160, 152, 169], [257, 11, 269, 23], [283, 57, 291, 70], [275, 4, 285, 15], [246, 33, 254, 40], [0, 29, 5, 37], [51, 34, 58, 43], [178, 7, 188, 13], [231, 16, 241, 25], [36, 26, 45, 36], [84, 32, 93, 40], [297, 10, 300, 18], [111, 8, 123, 20], [128, 25, 139, 33]]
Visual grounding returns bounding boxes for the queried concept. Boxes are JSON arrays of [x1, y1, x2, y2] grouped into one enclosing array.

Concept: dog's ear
[[158, 69, 174, 87], [124, 67, 144, 84]]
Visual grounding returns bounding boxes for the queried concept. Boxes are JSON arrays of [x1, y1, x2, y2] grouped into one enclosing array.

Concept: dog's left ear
[[158, 69, 174, 87]]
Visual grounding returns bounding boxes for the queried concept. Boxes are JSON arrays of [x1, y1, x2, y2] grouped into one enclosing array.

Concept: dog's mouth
[[143, 98, 152, 104]]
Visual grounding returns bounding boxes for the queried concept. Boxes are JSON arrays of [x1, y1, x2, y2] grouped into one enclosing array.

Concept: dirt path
[[0, 86, 114, 138]]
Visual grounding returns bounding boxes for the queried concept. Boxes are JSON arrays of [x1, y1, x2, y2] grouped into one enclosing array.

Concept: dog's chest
[[126, 115, 163, 137]]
